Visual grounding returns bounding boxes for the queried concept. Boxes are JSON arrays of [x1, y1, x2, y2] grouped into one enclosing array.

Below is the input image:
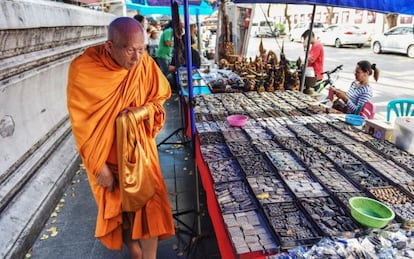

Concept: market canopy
[[125, 0, 216, 15], [231, 0, 414, 16]]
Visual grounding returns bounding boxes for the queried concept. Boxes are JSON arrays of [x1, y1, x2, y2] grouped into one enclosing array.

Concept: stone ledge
[[0, 129, 80, 259], [0, 26, 107, 60], [0, 0, 115, 29]]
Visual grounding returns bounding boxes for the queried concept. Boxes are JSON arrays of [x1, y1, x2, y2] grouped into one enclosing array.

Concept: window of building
[[367, 11, 376, 23], [354, 10, 363, 24], [400, 15, 413, 24], [342, 11, 349, 23]]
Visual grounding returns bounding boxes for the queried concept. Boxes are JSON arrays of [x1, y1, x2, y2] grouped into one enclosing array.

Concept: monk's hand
[[96, 163, 115, 192], [129, 106, 149, 123]]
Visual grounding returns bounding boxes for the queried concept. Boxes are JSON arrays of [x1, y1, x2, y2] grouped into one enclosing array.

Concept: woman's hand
[[96, 163, 115, 192], [334, 89, 348, 102]]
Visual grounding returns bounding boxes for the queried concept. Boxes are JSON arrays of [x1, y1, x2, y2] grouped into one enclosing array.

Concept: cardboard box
[[363, 119, 394, 141]]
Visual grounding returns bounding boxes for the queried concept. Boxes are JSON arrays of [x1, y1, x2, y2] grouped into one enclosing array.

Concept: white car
[[319, 24, 369, 48], [203, 15, 218, 33], [371, 26, 414, 58], [254, 21, 280, 38], [288, 22, 325, 42]]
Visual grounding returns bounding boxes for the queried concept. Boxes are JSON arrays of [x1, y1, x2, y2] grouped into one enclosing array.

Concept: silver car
[[254, 21, 280, 38], [288, 22, 325, 42], [319, 24, 369, 48], [371, 26, 414, 58]]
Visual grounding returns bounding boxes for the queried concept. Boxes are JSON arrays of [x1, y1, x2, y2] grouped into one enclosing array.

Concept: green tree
[[326, 7, 334, 25], [284, 4, 291, 31], [385, 13, 398, 29]]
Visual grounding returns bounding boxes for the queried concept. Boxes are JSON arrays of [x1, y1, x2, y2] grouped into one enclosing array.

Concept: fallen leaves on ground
[[172, 244, 178, 251], [25, 248, 32, 258], [46, 227, 58, 237], [40, 234, 49, 240]]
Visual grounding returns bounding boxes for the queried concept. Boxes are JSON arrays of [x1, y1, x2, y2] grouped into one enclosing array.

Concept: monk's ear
[[104, 40, 112, 53]]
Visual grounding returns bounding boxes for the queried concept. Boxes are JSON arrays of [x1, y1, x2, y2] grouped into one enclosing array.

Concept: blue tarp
[[125, 0, 215, 15], [231, 0, 414, 16]]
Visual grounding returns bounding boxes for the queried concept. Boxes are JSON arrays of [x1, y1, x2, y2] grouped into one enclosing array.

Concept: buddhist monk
[[67, 17, 174, 259]]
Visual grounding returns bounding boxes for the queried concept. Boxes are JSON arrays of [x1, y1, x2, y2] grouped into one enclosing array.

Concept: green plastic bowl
[[349, 196, 395, 228]]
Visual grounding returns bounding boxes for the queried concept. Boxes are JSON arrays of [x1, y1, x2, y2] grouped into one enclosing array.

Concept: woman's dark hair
[[357, 60, 380, 82], [301, 29, 315, 39]]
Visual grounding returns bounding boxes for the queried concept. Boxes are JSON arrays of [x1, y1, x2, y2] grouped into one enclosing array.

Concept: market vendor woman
[[331, 60, 379, 114]]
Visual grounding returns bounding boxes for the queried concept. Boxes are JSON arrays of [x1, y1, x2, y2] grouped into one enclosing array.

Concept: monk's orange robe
[[67, 45, 174, 250]]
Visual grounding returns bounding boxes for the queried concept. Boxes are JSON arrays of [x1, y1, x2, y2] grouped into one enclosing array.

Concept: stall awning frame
[[232, 0, 414, 16], [125, 0, 216, 15]]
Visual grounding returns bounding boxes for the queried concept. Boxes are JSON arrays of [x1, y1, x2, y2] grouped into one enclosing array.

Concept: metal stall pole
[[182, 0, 202, 237], [300, 4, 316, 93], [157, 1, 190, 148]]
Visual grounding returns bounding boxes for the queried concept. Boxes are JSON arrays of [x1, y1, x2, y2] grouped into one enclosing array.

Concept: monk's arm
[[142, 59, 172, 137], [127, 106, 149, 123]]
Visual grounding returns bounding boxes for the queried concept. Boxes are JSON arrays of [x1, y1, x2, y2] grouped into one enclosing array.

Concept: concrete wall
[[0, 1, 117, 257], [0, 0, 115, 177]]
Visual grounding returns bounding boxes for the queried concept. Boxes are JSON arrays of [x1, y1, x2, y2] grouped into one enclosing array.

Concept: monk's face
[[106, 32, 146, 70]]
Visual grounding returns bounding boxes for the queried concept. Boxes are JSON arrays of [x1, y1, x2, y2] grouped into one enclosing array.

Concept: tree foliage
[[385, 13, 398, 29]]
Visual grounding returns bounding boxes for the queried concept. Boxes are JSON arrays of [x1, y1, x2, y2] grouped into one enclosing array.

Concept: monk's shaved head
[[105, 17, 146, 70], [108, 17, 144, 43]]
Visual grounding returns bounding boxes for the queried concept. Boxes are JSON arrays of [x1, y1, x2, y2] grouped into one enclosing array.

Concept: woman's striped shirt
[[346, 81, 372, 113]]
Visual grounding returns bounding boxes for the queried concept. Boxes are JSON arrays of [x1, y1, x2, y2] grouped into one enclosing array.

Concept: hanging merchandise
[[217, 0, 235, 61]]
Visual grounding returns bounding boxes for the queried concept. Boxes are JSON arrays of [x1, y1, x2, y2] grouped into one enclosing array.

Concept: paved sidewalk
[[27, 95, 220, 259]]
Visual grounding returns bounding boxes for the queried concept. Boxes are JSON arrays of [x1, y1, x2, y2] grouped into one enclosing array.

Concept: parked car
[[371, 26, 414, 58], [254, 21, 280, 38], [288, 22, 325, 42], [203, 15, 218, 33], [318, 24, 369, 48], [203, 33, 216, 60]]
